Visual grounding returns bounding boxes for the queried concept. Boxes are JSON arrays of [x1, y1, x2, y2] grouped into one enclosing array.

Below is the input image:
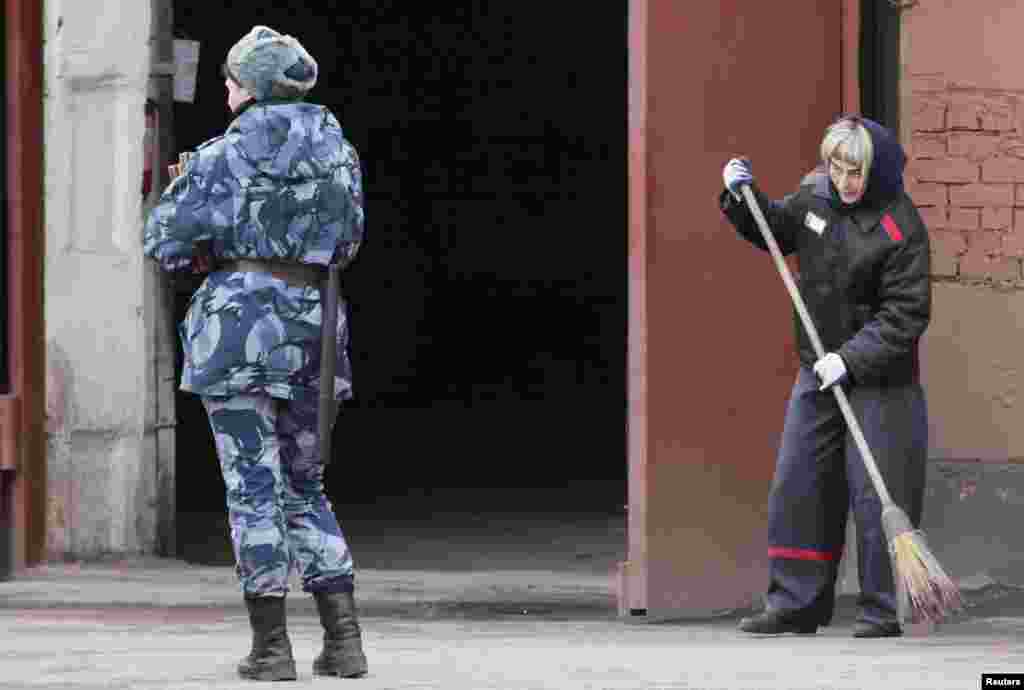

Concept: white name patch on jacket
[[804, 211, 827, 235]]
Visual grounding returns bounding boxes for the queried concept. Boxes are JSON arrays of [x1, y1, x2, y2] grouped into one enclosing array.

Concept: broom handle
[[739, 185, 894, 506]]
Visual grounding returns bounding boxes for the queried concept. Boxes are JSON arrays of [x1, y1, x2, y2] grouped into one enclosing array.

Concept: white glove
[[723, 158, 753, 200], [813, 353, 848, 391]]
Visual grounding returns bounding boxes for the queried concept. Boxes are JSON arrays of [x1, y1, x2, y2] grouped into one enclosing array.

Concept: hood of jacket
[[223, 100, 344, 183], [859, 117, 906, 207], [815, 116, 907, 211]]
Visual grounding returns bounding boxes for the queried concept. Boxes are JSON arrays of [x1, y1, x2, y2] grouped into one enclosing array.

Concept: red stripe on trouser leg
[[768, 546, 840, 562], [881, 214, 903, 242]]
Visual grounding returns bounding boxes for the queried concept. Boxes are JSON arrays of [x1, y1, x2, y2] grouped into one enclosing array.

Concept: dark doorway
[[171, 1, 628, 563], [860, 0, 901, 132]]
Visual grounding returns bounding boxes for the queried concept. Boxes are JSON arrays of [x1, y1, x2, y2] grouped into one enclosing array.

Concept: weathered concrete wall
[[43, 0, 158, 559]]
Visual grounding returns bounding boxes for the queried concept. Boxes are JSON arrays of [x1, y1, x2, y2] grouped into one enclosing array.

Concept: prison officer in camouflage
[[144, 26, 367, 681]]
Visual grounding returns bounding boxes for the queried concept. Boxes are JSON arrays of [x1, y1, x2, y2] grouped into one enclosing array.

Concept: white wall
[[43, 0, 158, 558]]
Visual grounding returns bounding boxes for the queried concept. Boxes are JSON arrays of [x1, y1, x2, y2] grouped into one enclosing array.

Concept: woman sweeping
[[719, 115, 931, 638]]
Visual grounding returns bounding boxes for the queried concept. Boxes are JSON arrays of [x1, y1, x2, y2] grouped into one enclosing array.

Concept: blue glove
[[813, 353, 848, 391], [723, 158, 753, 200]]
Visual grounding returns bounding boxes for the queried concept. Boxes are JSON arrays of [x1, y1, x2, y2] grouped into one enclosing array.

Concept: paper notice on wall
[[173, 39, 201, 103]]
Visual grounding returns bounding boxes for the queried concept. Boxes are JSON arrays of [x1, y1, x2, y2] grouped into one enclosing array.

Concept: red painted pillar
[[623, 0, 849, 618], [621, 0, 649, 615], [4, 0, 46, 572]]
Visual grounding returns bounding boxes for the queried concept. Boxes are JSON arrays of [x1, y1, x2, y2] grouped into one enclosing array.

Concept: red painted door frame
[[623, 0, 861, 617], [3, 0, 46, 571]]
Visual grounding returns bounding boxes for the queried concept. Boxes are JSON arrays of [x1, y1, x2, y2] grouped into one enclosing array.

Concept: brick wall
[[907, 87, 1024, 284]]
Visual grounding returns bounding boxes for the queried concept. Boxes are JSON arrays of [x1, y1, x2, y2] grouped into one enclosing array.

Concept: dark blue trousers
[[765, 367, 927, 625]]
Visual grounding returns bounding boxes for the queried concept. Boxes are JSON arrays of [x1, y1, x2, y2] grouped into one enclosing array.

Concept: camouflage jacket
[[143, 101, 364, 402]]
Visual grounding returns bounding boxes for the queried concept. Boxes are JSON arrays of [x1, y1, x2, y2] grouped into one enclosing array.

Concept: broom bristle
[[890, 531, 963, 624]]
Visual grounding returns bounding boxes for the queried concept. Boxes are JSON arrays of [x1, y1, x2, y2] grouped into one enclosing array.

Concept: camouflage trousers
[[202, 393, 354, 597]]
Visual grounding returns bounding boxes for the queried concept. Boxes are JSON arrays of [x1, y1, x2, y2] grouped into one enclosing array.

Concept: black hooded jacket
[[720, 118, 931, 386]]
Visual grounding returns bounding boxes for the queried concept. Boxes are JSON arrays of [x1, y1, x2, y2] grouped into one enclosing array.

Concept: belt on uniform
[[222, 256, 342, 466], [222, 258, 326, 288]]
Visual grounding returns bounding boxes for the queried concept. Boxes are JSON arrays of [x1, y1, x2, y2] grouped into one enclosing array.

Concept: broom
[[739, 184, 963, 626]]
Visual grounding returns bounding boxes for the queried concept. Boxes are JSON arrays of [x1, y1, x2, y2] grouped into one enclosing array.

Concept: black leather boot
[[738, 609, 819, 635], [239, 595, 298, 681], [312, 591, 368, 678], [852, 620, 902, 638]]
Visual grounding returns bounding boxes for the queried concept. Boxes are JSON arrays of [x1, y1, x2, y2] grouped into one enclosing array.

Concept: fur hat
[[224, 26, 318, 101]]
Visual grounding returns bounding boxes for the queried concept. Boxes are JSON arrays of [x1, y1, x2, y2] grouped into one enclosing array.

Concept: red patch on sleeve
[[881, 214, 904, 242], [768, 547, 840, 562]]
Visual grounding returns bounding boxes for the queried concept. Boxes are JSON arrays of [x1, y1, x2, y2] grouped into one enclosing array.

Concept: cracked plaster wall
[[43, 0, 158, 560]]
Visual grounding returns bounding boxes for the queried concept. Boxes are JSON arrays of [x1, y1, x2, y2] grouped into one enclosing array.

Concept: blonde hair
[[820, 118, 873, 180]]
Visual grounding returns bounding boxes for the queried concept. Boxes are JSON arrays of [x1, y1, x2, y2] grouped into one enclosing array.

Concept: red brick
[[948, 133, 1000, 161], [908, 158, 978, 184], [911, 135, 946, 159], [949, 183, 1014, 207], [1004, 136, 1024, 157], [1004, 226, 1024, 257], [929, 230, 966, 276], [968, 230, 1003, 254], [911, 99, 947, 132], [949, 207, 980, 229], [960, 232, 1008, 279], [958, 251, 985, 279], [1017, 185, 1024, 205], [949, 99, 984, 130], [1014, 208, 1024, 233], [907, 181, 947, 206], [982, 157, 1024, 183], [917, 205, 947, 230], [982, 105, 1015, 132], [910, 77, 947, 92], [983, 207, 1012, 230], [931, 229, 968, 255]]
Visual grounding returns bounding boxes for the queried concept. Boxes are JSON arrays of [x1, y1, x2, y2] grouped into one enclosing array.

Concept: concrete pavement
[[2, 504, 1024, 689], [1, 556, 1023, 689], [2, 606, 1021, 690]]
